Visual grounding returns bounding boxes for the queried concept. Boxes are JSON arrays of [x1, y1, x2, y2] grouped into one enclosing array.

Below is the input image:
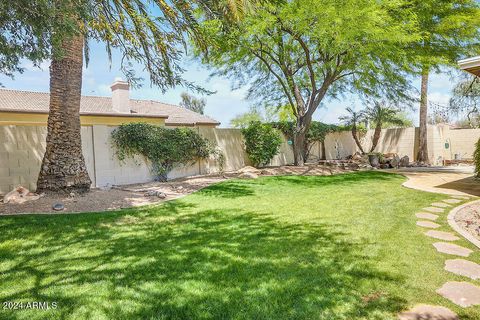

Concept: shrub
[[474, 138, 480, 177], [242, 121, 282, 167], [111, 123, 218, 181]]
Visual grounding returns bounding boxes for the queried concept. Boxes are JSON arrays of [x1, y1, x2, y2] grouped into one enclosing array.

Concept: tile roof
[[0, 88, 220, 126]]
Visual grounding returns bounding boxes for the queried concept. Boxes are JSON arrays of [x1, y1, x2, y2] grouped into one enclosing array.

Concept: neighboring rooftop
[[459, 56, 480, 77], [0, 82, 220, 126]]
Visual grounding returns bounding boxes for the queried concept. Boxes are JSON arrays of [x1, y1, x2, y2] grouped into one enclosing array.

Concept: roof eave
[[459, 56, 480, 76], [0, 108, 169, 119]]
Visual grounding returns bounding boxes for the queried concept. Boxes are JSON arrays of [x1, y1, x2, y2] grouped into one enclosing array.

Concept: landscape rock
[[238, 166, 261, 174], [3, 186, 42, 204], [238, 172, 259, 179], [52, 203, 65, 211], [390, 154, 400, 168], [399, 155, 409, 167]]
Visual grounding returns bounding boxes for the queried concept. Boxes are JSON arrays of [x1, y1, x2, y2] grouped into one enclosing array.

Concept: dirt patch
[[454, 202, 480, 241], [0, 164, 360, 215]]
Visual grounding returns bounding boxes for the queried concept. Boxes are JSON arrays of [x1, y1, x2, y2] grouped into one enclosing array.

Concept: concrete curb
[[447, 200, 480, 249]]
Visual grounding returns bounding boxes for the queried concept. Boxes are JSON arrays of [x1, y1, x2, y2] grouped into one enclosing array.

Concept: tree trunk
[[351, 125, 365, 154], [321, 140, 326, 160], [293, 120, 307, 166], [370, 124, 381, 153], [417, 67, 429, 163], [37, 33, 91, 193]]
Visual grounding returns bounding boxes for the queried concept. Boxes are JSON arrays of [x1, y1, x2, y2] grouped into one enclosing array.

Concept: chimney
[[110, 78, 130, 113]]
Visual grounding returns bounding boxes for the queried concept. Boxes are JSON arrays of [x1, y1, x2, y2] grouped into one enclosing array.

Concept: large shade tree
[[197, 0, 417, 165], [407, 0, 480, 163], [1, 0, 249, 192]]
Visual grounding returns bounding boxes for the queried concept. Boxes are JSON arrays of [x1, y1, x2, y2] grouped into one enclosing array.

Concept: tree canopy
[[196, 0, 418, 164], [0, 0, 250, 90]]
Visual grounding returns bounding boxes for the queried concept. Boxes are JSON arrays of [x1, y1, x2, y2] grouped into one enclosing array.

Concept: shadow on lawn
[[198, 180, 255, 198], [0, 198, 410, 320]]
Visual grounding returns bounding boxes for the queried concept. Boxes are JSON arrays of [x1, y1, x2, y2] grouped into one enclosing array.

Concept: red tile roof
[[0, 88, 220, 126]]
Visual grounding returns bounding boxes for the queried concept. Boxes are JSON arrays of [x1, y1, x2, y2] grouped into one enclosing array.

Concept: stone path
[[398, 304, 459, 320], [417, 221, 441, 229], [433, 242, 473, 257], [402, 194, 480, 318], [416, 212, 438, 221], [445, 259, 480, 280], [431, 202, 451, 208], [437, 282, 480, 307], [444, 199, 462, 204], [425, 230, 460, 241], [423, 207, 445, 213]]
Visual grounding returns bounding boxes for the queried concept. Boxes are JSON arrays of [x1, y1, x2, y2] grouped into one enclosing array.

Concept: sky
[[0, 40, 461, 127]]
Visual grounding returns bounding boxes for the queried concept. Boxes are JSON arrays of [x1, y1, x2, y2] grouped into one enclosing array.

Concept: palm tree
[[339, 107, 366, 154], [364, 102, 406, 153], [35, 0, 253, 193]]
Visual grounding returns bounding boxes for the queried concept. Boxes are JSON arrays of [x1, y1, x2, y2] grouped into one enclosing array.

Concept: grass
[[0, 171, 479, 319]]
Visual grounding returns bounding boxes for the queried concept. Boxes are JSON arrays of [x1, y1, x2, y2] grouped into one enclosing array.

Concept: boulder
[[238, 172, 259, 179], [156, 191, 167, 199], [399, 156, 409, 167], [52, 203, 65, 211], [238, 166, 261, 174], [390, 154, 400, 168], [3, 186, 42, 204]]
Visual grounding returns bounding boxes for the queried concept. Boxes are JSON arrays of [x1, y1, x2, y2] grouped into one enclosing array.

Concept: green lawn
[[1, 172, 479, 319]]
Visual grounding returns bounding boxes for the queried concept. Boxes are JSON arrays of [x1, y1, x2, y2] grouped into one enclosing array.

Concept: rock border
[[447, 199, 480, 249]]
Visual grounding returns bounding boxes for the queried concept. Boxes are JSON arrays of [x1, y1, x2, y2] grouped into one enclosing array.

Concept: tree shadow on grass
[[198, 180, 255, 198], [0, 201, 410, 320]]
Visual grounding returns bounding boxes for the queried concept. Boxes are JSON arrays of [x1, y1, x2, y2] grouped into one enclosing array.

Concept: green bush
[[111, 123, 219, 181], [475, 138, 480, 177], [242, 121, 282, 167]]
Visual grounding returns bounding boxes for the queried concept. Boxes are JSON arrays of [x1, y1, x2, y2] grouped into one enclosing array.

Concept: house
[[0, 79, 220, 127], [459, 56, 480, 77]]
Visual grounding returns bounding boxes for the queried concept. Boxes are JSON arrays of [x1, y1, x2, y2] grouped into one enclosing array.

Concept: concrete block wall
[[0, 125, 95, 193], [3, 123, 480, 195]]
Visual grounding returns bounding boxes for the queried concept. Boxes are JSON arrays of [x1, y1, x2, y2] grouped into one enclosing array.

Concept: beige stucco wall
[[3, 123, 479, 195], [0, 125, 95, 193], [0, 125, 294, 194]]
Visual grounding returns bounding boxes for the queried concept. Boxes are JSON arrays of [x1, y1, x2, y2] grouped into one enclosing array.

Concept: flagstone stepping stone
[[425, 230, 460, 241], [436, 281, 480, 307], [452, 195, 470, 200], [423, 207, 444, 213], [416, 212, 439, 221], [445, 259, 480, 280], [431, 202, 451, 208], [398, 304, 458, 320], [443, 199, 462, 204], [417, 220, 441, 229], [433, 242, 473, 257]]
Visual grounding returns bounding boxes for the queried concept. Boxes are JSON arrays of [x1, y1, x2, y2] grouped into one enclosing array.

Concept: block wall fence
[[0, 123, 478, 194]]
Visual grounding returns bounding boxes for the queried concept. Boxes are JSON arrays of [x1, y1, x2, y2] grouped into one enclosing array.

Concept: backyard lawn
[[1, 171, 479, 320]]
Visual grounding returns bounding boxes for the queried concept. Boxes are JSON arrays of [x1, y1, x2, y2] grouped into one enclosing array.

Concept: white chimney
[[110, 78, 130, 113]]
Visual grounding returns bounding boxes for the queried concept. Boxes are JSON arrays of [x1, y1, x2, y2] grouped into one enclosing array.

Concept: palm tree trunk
[[352, 125, 365, 154], [417, 67, 429, 163], [37, 33, 91, 193], [370, 124, 381, 153]]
